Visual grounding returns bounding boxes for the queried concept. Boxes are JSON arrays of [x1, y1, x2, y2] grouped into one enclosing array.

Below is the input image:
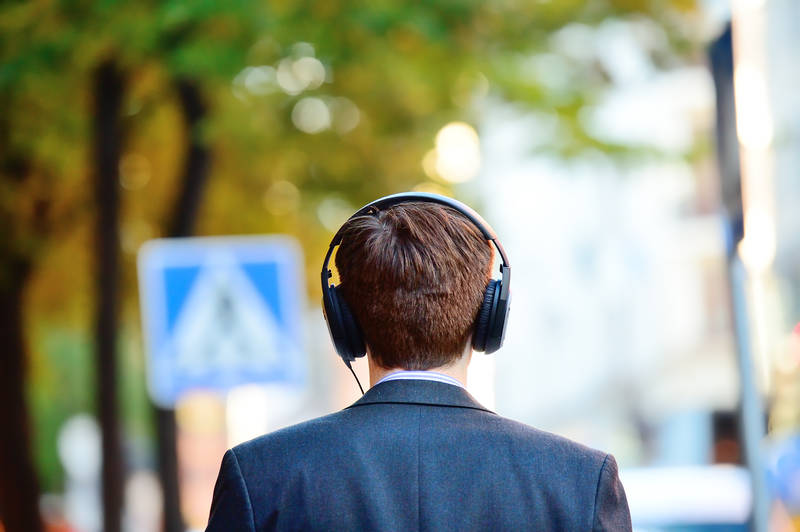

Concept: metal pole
[[728, 256, 769, 532]]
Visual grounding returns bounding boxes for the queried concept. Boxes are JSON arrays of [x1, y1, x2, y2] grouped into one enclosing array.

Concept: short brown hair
[[335, 202, 493, 370]]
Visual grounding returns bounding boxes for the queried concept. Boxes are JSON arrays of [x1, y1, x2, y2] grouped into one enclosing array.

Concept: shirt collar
[[347, 378, 493, 413], [375, 370, 464, 389]]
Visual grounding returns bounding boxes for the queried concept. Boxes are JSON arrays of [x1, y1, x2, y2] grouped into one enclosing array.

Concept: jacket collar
[[346, 379, 495, 414]]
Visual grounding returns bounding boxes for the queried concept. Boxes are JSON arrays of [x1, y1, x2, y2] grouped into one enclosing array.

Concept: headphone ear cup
[[322, 285, 346, 360], [323, 285, 366, 362], [473, 280, 499, 352], [338, 291, 366, 359]]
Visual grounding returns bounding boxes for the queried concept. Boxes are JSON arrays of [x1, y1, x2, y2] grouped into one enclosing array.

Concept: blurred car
[[620, 465, 751, 531]]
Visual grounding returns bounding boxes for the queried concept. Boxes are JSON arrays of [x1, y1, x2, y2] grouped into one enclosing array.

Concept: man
[[207, 193, 632, 531]]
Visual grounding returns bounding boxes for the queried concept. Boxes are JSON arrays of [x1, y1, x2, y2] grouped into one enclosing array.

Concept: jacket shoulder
[[475, 410, 609, 466], [229, 409, 354, 469]]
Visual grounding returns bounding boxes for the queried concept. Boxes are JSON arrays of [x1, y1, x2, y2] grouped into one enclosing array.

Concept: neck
[[368, 345, 472, 388]]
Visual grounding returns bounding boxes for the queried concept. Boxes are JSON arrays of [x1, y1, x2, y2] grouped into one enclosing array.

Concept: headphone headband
[[335, 192, 495, 240], [323, 192, 510, 281]]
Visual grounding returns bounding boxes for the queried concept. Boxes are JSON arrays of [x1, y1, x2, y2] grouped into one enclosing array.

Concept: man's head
[[335, 202, 493, 370]]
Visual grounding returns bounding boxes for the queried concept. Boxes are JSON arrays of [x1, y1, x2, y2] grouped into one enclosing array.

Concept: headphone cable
[[345, 360, 365, 395]]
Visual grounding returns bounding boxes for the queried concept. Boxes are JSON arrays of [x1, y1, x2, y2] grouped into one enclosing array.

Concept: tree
[[91, 58, 126, 532]]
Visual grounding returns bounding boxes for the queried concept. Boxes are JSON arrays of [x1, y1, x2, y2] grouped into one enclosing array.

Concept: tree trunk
[[155, 77, 210, 532], [92, 58, 124, 532], [169, 79, 211, 238], [0, 259, 43, 532]]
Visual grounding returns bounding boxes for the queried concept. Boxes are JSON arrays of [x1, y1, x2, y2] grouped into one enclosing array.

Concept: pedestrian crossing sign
[[137, 236, 306, 406]]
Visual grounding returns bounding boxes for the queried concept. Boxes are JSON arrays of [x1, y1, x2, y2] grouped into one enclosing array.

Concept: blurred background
[[2, 0, 799, 530]]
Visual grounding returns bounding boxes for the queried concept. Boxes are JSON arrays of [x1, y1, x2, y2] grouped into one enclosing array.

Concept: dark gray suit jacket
[[207, 379, 631, 531]]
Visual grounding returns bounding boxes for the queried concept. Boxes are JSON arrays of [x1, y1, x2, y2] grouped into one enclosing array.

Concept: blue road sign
[[137, 236, 306, 407]]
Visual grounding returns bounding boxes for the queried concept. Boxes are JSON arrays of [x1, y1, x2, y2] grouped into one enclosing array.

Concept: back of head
[[335, 202, 493, 370]]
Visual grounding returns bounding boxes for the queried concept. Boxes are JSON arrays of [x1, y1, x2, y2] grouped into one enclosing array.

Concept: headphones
[[321, 192, 511, 366]]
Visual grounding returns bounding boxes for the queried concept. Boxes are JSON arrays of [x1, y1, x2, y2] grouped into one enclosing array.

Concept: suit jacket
[[207, 379, 631, 531]]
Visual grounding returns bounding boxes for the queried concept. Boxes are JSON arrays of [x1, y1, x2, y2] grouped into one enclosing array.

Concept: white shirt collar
[[375, 370, 464, 389]]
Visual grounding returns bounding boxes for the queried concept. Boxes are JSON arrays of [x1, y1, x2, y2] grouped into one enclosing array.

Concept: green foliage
[[28, 327, 94, 491]]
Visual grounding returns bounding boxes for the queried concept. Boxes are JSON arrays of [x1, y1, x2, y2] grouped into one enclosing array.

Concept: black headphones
[[321, 192, 511, 366]]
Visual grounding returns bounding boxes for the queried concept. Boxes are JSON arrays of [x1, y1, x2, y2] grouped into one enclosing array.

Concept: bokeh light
[[432, 122, 481, 183], [329, 97, 361, 134], [738, 207, 776, 273], [291, 97, 331, 134], [243, 66, 277, 95], [734, 63, 773, 149], [263, 180, 301, 216], [317, 196, 354, 231]]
